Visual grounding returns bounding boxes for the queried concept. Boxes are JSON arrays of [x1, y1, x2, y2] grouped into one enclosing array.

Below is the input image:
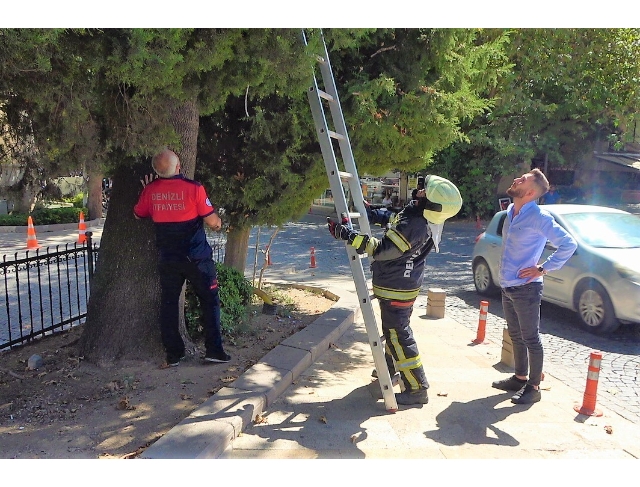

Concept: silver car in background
[[472, 204, 640, 335]]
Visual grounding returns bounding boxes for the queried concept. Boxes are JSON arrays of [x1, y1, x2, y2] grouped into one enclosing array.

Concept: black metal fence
[[1, 230, 226, 351], [0, 232, 99, 351]]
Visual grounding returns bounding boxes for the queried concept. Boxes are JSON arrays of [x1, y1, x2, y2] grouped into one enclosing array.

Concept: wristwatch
[[537, 265, 547, 275]]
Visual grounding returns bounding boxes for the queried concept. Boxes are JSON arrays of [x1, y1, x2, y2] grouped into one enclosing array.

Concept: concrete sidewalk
[[141, 266, 640, 460]]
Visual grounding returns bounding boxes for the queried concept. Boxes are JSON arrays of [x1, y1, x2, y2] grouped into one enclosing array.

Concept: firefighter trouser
[[379, 298, 429, 392], [158, 258, 224, 360]]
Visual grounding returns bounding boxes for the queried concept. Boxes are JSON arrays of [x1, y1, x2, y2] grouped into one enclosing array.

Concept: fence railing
[[1, 232, 98, 351], [1, 230, 227, 351]]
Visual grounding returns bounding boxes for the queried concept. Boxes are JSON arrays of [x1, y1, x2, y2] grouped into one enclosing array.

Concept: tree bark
[[79, 161, 164, 365], [87, 170, 103, 221], [224, 226, 251, 272]]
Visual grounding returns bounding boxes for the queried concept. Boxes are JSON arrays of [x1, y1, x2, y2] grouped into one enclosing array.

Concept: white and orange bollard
[[574, 350, 603, 417], [309, 247, 317, 268], [77, 211, 87, 244], [26, 216, 40, 250], [472, 300, 489, 344]]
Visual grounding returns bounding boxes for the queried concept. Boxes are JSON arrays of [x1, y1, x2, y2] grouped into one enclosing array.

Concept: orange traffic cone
[[77, 211, 87, 244], [26, 216, 40, 250], [310, 247, 317, 268]]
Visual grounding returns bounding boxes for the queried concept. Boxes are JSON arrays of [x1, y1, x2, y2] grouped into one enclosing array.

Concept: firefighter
[[327, 175, 462, 405]]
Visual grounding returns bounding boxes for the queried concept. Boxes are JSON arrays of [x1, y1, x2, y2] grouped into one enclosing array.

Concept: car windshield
[[561, 211, 640, 248]]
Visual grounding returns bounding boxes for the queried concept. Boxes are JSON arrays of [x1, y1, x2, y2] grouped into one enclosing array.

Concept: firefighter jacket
[[364, 201, 434, 303], [133, 174, 215, 262]]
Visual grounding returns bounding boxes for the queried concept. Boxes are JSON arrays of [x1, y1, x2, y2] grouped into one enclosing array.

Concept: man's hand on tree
[[140, 173, 157, 188]]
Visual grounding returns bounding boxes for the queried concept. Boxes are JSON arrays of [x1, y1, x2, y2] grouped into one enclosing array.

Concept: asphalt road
[[251, 212, 640, 425]]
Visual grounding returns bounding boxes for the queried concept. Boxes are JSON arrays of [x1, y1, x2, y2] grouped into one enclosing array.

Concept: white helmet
[[422, 175, 462, 224]]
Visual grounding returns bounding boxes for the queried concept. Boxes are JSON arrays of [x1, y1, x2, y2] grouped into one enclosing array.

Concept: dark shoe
[[371, 369, 401, 387], [204, 351, 231, 363], [166, 354, 186, 367], [369, 371, 402, 400], [511, 384, 541, 404], [395, 388, 429, 405], [492, 375, 527, 392]]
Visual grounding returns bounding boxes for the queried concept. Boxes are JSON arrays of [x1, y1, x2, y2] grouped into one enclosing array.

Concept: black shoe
[[492, 375, 527, 392], [511, 384, 541, 404], [204, 351, 231, 363], [371, 370, 401, 387], [167, 354, 186, 367], [395, 388, 429, 405]]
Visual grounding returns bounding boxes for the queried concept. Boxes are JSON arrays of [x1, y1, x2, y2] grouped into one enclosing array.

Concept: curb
[[140, 284, 360, 459]]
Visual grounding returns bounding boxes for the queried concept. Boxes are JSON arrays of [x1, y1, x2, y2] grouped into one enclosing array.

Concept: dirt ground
[[0, 286, 335, 459]]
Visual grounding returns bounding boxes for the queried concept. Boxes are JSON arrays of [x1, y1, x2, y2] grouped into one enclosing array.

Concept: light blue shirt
[[499, 201, 577, 288]]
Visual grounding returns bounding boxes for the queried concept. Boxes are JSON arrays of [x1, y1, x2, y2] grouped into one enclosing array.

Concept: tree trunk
[[224, 226, 251, 273], [79, 97, 201, 366], [87, 170, 103, 221], [79, 161, 164, 365], [168, 98, 200, 354]]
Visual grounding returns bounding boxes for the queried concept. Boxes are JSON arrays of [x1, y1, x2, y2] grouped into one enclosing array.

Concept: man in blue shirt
[[542, 184, 560, 204], [492, 169, 577, 404]]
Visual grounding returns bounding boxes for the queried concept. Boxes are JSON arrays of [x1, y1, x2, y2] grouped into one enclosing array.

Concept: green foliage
[[65, 193, 85, 208], [184, 262, 254, 338], [0, 206, 88, 226]]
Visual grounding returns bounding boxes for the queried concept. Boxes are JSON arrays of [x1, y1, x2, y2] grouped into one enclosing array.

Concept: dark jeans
[[379, 299, 429, 392], [501, 282, 544, 387], [158, 258, 224, 360]]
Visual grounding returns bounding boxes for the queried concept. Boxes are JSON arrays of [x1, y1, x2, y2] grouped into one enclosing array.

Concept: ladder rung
[[317, 89, 334, 102], [327, 130, 346, 141], [336, 170, 354, 180]]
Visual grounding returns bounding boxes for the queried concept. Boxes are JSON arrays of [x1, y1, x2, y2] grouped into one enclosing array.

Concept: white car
[[472, 204, 640, 335]]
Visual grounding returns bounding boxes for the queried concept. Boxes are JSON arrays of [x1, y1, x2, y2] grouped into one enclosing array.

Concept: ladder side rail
[[316, 52, 373, 237], [345, 248, 397, 412], [306, 85, 350, 219]]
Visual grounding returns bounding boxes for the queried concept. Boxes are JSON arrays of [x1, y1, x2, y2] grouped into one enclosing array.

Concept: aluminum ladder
[[304, 32, 398, 412]]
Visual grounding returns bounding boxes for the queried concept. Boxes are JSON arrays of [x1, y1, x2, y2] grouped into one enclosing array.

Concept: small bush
[[185, 262, 254, 339], [0, 206, 89, 226]]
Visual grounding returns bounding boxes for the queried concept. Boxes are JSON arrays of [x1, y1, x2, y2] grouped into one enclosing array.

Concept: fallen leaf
[[221, 376, 237, 383], [350, 434, 358, 443], [329, 343, 338, 349], [37, 372, 47, 378], [180, 394, 192, 400], [254, 413, 267, 424], [116, 396, 136, 411], [319, 415, 328, 424], [436, 392, 448, 397], [604, 425, 613, 434]]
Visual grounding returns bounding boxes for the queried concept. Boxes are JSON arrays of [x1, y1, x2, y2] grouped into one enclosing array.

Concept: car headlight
[[614, 262, 640, 284]]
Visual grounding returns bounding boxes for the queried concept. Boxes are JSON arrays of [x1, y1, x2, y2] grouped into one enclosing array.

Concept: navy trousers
[[379, 299, 429, 392], [158, 258, 224, 361]]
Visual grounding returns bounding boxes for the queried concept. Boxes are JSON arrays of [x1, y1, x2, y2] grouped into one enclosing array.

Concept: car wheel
[[473, 258, 499, 296], [574, 280, 620, 335]]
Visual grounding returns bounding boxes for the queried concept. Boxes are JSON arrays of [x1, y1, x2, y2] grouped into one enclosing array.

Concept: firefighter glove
[[327, 213, 351, 240]]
